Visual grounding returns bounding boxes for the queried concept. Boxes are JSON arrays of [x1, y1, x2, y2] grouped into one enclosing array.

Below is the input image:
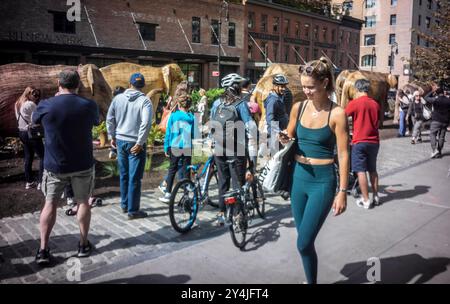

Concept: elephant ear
[[87, 64, 95, 96], [162, 65, 170, 95]]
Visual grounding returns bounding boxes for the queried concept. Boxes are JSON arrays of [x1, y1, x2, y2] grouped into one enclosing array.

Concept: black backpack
[[211, 97, 243, 151]]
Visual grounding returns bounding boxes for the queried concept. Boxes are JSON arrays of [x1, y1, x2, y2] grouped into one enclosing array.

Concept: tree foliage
[[410, 0, 450, 86]]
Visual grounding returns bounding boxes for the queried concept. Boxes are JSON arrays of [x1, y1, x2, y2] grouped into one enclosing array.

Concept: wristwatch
[[339, 188, 347, 193]]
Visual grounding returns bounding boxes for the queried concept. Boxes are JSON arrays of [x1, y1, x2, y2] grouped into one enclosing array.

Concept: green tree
[[410, 0, 450, 85]]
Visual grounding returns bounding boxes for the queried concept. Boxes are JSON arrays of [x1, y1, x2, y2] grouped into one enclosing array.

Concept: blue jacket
[[164, 110, 198, 154], [264, 92, 289, 137]]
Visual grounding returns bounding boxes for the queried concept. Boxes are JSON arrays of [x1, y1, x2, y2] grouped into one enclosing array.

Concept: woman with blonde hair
[[279, 57, 349, 284], [15, 86, 45, 190], [197, 88, 208, 127]]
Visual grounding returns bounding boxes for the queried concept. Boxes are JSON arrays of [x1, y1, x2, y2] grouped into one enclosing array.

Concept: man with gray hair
[[345, 78, 381, 210], [32, 68, 100, 264]]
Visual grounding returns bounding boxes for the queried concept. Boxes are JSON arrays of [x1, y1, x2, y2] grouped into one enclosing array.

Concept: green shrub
[[148, 123, 165, 144], [102, 161, 120, 177], [190, 88, 225, 110], [92, 121, 107, 140]]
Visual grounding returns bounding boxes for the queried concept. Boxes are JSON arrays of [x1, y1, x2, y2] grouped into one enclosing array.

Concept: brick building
[[244, 0, 363, 82], [0, 0, 245, 89], [331, 0, 440, 88]]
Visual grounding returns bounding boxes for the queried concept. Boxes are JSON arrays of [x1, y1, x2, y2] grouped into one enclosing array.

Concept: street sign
[[212, 71, 219, 77]]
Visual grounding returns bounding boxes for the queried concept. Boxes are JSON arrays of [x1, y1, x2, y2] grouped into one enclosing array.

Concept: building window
[[273, 17, 279, 33], [273, 43, 279, 62], [304, 23, 310, 38], [180, 64, 201, 89], [418, 15, 421, 26], [284, 19, 290, 35], [331, 29, 336, 42], [313, 48, 318, 59], [295, 22, 300, 37], [417, 35, 420, 45], [419, 0, 422, 6], [339, 52, 344, 67], [228, 22, 235, 47], [284, 45, 289, 62], [388, 55, 393, 67], [261, 14, 268, 32], [365, 0, 376, 9], [389, 33, 396, 44], [390, 14, 397, 25], [347, 32, 351, 44], [425, 40, 430, 47], [192, 17, 201, 43], [138, 22, 157, 41], [322, 27, 328, 42], [261, 41, 268, 61], [427, 0, 432, 9], [364, 34, 376, 46], [294, 47, 300, 63], [314, 25, 319, 40], [50, 11, 76, 34], [305, 47, 309, 62], [391, 0, 397, 6], [331, 51, 336, 63], [339, 30, 344, 42], [365, 16, 376, 28], [361, 55, 376, 67], [248, 12, 255, 29], [211, 19, 219, 45], [426, 17, 431, 28]]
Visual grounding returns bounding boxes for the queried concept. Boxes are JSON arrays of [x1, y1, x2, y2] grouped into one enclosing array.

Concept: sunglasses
[[299, 62, 321, 75]]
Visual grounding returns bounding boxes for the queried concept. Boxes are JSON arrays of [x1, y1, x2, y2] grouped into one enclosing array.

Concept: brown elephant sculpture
[[335, 70, 398, 127], [100, 63, 185, 119], [0, 63, 112, 137]]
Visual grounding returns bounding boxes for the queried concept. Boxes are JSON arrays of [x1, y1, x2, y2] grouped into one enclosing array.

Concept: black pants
[[430, 121, 448, 152], [215, 155, 247, 213], [166, 151, 191, 193], [18, 131, 44, 183]]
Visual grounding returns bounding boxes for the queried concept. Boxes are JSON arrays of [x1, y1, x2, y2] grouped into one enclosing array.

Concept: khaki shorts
[[41, 166, 95, 203]]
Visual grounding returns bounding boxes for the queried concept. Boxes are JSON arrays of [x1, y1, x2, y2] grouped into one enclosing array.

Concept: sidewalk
[[1, 132, 449, 283]]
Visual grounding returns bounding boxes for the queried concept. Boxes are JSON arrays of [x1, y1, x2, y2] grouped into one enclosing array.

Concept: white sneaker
[[158, 183, 167, 194], [216, 214, 225, 226], [37, 183, 41, 191], [158, 192, 171, 203], [25, 182, 35, 190], [356, 197, 372, 209], [405, 130, 410, 136], [372, 195, 380, 206], [67, 197, 74, 206], [431, 150, 440, 159]]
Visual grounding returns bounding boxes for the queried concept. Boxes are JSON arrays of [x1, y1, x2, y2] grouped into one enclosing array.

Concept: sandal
[[65, 207, 77, 216], [89, 197, 102, 208]]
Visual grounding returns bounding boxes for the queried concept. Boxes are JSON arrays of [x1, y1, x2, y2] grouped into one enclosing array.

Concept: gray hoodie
[[106, 89, 153, 146]]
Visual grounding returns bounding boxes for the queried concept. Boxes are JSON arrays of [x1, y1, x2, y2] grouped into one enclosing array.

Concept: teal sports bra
[[296, 100, 336, 159]]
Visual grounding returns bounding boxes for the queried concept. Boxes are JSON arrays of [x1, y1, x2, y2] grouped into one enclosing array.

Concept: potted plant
[[93, 121, 108, 147]]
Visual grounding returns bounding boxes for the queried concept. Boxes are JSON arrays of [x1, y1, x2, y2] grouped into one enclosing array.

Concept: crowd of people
[[12, 56, 449, 283]]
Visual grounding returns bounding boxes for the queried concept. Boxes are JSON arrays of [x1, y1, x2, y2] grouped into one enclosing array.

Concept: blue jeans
[[117, 140, 146, 215], [399, 110, 406, 136]]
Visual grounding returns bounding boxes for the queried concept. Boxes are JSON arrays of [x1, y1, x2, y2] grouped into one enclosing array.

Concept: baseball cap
[[130, 73, 145, 88]]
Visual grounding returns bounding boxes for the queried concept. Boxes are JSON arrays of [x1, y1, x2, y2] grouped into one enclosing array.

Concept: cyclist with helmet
[[264, 74, 290, 157], [210, 73, 258, 225]]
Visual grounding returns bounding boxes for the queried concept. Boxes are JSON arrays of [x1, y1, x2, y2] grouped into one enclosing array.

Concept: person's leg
[[399, 111, 406, 136], [215, 156, 230, 214], [127, 144, 146, 215], [116, 140, 130, 211], [19, 131, 33, 184], [412, 119, 422, 141], [166, 152, 182, 193], [437, 123, 447, 154], [33, 138, 45, 184], [367, 144, 379, 198], [296, 165, 336, 284], [71, 166, 95, 247], [352, 144, 370, 201], [430, 121, 439, 152], [39, 170, 67, 251]]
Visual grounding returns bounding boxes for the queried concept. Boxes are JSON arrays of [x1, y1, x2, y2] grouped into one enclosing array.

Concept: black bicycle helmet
[[272, 74, 289, 85]]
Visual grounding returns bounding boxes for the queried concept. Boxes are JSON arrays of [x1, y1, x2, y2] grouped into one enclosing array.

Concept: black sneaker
[[78, 241, 93, 258], [128, 210, 148, 220], [121, 206, 127, 213], [35, 248, 51, 265]]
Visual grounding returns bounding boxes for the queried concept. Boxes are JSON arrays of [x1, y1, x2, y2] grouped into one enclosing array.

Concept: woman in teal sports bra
[[279, 57, 350, 284]]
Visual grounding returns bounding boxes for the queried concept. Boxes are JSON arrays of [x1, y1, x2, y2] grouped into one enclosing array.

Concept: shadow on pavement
[[378, 184, 430, 205], [98, 273, 191, 284], [334, 253, 450, 284]]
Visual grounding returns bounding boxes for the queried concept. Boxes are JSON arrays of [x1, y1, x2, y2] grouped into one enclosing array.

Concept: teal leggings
[[290, 162, 337, 284]]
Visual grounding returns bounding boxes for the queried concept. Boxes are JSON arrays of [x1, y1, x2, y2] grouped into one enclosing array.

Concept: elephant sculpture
[[335, 70, 398, 127], [0, 63, 112, 137], [99, 63, 185, 119]]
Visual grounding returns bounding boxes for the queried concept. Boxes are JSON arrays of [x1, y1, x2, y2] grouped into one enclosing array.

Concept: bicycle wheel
[[251, 180, 266, 219], [229, 203, 247, 249], [205, 170, 219, 208], [169, 179, 198, 233]]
